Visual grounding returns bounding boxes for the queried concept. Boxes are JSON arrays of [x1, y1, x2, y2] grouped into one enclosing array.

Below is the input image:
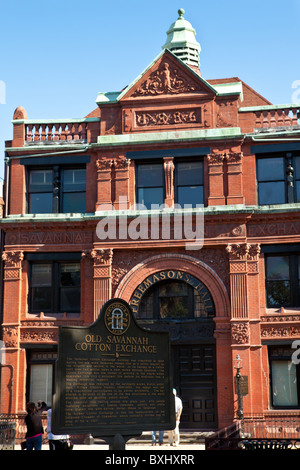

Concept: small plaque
[[52, 298, 175, 437], [235, 375, 249, 396]]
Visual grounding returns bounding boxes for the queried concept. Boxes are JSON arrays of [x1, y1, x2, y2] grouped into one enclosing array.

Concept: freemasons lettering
[[130, 270, 215, 315]]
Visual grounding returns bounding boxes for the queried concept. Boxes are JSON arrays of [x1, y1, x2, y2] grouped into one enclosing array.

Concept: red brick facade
[[1, 21, 300, 431]]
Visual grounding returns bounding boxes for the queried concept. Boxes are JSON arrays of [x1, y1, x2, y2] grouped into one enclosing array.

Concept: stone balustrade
[[239, 104, 300, 130], [23, 118, 99, 143]]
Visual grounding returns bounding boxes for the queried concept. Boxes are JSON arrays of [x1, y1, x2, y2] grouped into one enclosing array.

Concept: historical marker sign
[[51, 298, 175, 438]]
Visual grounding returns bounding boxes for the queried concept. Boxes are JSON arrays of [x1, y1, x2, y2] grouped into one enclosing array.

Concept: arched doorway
[[115, 254, 231, 430], [136, 275, 217, 429]]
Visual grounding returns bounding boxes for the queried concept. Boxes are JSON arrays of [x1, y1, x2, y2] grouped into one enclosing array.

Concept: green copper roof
[[161, 9, 201, 68]]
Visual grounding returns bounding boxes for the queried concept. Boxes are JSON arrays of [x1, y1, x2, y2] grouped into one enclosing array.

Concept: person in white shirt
[[168, 388, 183, 446], [47, 408, 72, 450]]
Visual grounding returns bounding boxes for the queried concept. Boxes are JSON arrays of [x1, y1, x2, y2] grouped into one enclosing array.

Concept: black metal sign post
[[51, 299, 175, 450]]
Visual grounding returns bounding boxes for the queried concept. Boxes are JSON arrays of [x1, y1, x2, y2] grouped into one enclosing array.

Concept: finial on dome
[[178, 8, 185, 18]]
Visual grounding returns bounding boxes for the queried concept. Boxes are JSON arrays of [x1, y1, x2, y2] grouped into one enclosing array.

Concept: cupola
[[162, 9, 201, 72]]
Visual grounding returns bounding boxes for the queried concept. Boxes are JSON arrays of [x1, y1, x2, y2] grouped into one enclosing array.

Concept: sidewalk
[[15, 432, 207, 450], [16, 442, 205, 450]]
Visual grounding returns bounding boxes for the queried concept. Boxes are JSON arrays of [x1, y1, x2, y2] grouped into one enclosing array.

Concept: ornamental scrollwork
[[231, 322, 249, 344], [133, 61, 198, 96], [2, 250, 24, 268]]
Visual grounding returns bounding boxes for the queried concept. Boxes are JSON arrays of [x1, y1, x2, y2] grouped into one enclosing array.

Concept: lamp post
[[234, 354, 243, 421]]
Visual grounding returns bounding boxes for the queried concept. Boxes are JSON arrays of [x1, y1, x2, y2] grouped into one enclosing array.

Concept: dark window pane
[[62, 192, 86, 212], [295, 181, 300, 203], [60, 263, 80, 312], [32, 264, 52, 286], [159, 281, 188, 297], [266, 256, 290, 280], [137, 164, 163, 187], [160, 296, 190, 319], [194, 290, 215, 318], [32, 287, 52, 312], [266, 281, 290, 306], [62, 169, 86, 191], [60, 288, 80, 312], [159, 281, 190, 319], [294, 156, 300, 178], [29, 170, 53, 189], [177, 161, 204, 185], [178, 186, 204, 207], [29, 193, 53, 213], [258, 181, 285, 205], [138, 292, 154, 319], [60, 263, 80, 287], [137, 187, 164, 209], [257, 157, 285, 182]]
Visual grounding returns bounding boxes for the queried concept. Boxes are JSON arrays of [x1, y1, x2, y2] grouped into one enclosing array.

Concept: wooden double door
[[172, 343, 218, 430]]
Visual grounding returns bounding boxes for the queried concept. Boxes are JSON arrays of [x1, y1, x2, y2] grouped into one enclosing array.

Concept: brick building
[[1, 9, 300, 431]]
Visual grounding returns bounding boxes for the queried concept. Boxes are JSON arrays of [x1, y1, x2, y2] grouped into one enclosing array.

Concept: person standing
[[25, 402, 44, 450], [152, 430, 164, 446], [47, 408, 71, 450], [168, 388, 183, 446]]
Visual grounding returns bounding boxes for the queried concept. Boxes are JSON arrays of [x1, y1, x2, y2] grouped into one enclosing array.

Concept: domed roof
[[162, 9, 201, 69]]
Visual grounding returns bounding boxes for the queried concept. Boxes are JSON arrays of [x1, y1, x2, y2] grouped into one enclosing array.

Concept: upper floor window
[[257, 153, 300, 205], [28, 166, 86, 214], [136, 163, 164, 209], [175, 160, 204, 207], [29, 258, 80, 314], [135, 159, 204, 209], [265, 253, 300, 307]]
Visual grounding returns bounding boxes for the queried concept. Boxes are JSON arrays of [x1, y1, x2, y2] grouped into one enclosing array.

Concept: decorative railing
[[239, 104, 300, 129], [205, 414, 300, 450], [23, 118, 100, 144], [0, 413, 47, 444], [0, 421, 16, 450]]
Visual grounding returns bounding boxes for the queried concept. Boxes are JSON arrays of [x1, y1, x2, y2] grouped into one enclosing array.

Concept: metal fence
[[0, 413, 48, 445], [0, 422, 16, 450], [205, 415, 300, 450]]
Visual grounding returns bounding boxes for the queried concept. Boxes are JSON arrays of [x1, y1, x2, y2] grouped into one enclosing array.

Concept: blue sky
[[0, 0, 300, 179]]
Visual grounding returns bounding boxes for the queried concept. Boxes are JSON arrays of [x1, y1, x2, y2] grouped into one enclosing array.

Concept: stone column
[[1, 250, 24, 413], [163, 157, 175, 207], [226, 243, 263, 417]]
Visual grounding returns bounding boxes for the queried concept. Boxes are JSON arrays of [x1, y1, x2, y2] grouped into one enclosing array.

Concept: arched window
[[137, 279, 214, 320]]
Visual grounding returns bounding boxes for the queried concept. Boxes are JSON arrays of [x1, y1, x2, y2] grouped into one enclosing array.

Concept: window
[[30, 364, 53, 407], [28, 166, 86, 214], [136, 163, 164, 209], [27, 351, 57, 408], [175, 160, 204, 207], [30, 259, 80, 314], [29, 169, 53, 213], [257, 153, 300, 205], [265, 253, 300, 307], [62, 168, 86, 212], [294, 156, 300, 202], [269, 347, 300, 408], [137, 280, 214, 320]]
